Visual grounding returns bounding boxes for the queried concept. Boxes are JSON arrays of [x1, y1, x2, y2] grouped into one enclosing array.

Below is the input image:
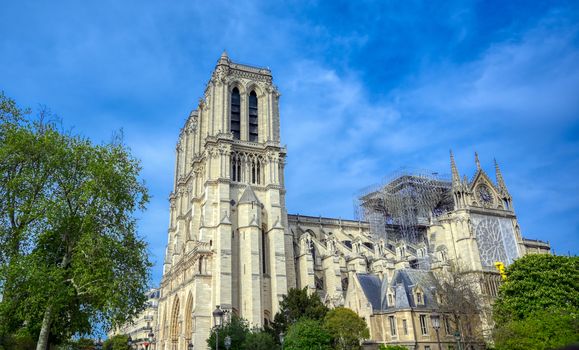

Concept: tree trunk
[[36, 304, 52, 350]]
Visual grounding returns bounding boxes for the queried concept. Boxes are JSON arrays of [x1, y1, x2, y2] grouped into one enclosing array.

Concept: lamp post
[[144, 331, 154, 350], [279, 332, 285, 350], [430, 313, 442, 350], [213, 305, 224, 350], [454, 331, 462, 350], [94, 338, 103, 350], [224, 335, 231, 350]]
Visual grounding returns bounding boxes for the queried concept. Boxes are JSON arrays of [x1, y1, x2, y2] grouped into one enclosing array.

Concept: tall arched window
[[231, 88, 241, 140], [231, 153, 241, 182], [248, 91, 258, 142]]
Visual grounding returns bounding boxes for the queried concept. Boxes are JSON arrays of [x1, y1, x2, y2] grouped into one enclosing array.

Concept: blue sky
[[1, 0, 578, 285]]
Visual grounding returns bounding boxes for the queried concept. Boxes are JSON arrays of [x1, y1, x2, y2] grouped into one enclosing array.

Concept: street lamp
[[145, 331, 154, 350], [454, 331, 462, 350], [224, 335, 231, 350], [213, 305, 225, 350], [279, 332, 285, 350], [430, 313, 442, 350]]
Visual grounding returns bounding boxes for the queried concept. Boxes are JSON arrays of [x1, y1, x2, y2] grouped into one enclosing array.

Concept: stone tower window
[[248, 91, 258, 142], [251, 158, 261, 185], [231, 153, 241, 182], [231, 87, 241, 140]]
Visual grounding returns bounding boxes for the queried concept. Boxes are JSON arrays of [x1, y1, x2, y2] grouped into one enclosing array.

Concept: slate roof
[[357, 273, 383, 309], [390, 269, 439, 308], [354, 268, 440, 312]]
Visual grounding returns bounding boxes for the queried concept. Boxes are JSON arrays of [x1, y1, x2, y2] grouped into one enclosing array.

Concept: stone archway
[[184, 292, 194, 344], [170, 297, 180, 349]]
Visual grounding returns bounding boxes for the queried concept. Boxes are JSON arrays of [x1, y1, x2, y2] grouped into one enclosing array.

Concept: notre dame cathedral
[[154, 53, 550, 350]]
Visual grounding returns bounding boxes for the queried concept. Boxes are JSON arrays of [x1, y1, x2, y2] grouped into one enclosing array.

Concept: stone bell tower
[[157, 52, 295, 350]]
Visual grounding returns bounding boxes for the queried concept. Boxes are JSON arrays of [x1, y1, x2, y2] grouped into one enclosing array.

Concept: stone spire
[[218, 50, 230, 65], [450, 150, 460, 186], [475, 152, 481, 171], [494, 158, 510, 195]]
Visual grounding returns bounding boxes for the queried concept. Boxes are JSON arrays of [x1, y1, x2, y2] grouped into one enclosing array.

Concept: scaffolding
[[356, 169, 453, 243]]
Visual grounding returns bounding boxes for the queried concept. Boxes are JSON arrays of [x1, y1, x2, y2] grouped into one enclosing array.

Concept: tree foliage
[[0, 93, 151, 349], [207, 316, 279, 350], [378, 345, 408, 350], [241, 331, 278, 350], [493, 309, 579, 350], [102, 335, 130, 350], [207, 316, 250, 350], [268, 287, 328, 340], [284, 319, 332, 350], [0, 331, 36, 350], [323, 307, 369, 350], [492, 254, 579, 349], [493, 254, 579, 325]]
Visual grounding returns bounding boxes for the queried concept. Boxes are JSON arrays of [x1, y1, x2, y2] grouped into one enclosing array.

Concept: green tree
[[493, 309, 579, 350], [241, 330, 278, 350], [0, 93, 151, 349], [492, 254, 579, 349], [102, 335, 130, 350], [207, 316, 250, 350], [67, 338, 96, 350], [493, 254, 579, 325], [323, 307, 369, 350], [0, 331, 36, 350], [284, 319, 332, 350], [268, 288, 328, 340]]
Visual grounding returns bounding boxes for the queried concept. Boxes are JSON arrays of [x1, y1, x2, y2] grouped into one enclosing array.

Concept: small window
[[419, 315, 428, 335], [388, 294, 394, 306], [389, 316, 397, 336], [402, 319, 408, 335], [425, 347, 431, 350], [416, 292, 423, 305], [444, 316, 452, 334]]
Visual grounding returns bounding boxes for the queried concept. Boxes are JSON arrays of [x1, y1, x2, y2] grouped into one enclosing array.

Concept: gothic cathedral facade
[[156, 54, 549, 350]]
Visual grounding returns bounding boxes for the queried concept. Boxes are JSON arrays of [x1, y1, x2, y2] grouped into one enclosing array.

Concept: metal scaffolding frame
[[357, 169, 453, 243]]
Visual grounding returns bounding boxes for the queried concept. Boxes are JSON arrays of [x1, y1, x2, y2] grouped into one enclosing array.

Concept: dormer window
[[415, 289, 424, 305], [388, 293, 394, 306]]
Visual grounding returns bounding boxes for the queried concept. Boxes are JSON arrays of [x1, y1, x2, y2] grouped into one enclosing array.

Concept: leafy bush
[[323, 307, 369, 350], [284, 319, 332, 350]]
